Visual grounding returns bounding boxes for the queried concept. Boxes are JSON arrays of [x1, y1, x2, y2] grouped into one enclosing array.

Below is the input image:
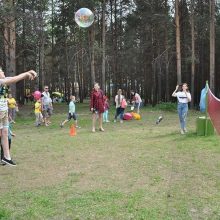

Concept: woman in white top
[[114, 89, 125, 123], [172, 83, 191, 134]]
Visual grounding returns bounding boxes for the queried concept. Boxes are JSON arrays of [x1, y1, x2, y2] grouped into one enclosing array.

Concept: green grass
[[0, 103, 220, 220]]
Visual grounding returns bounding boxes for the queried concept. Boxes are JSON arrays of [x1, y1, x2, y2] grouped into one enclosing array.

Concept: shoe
[[106, 120, 110, 123], [120, 120, 123, 123], [114, 120, 116, 123], [60, 123, 63, 128], [183, 128, 188, 133], [2, 157, 16, 166], [99, 128, 104, 132], [92, 128, 96, 133], [180, 129, 185, 135], [76, 126, 81, 129]]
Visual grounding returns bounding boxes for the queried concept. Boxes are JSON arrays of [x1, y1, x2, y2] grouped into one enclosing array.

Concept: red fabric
[[208, 89, 220, 135], [90, 89, 105, 113]]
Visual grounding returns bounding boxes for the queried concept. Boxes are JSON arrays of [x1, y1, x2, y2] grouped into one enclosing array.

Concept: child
[[1, 119, 16, 165], [60, 95, 80, 128], [103, 96, 110, 122], [34, 99, 44, 126]]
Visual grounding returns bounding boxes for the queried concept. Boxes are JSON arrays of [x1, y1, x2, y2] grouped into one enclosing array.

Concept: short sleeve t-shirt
[[176, 91, 191, 103], [134, 93, 142, 103], [69, 101, 75, 114], [35, 102, 41, 113], [8, 98, 16, 109], [42, 92, 51, 105]]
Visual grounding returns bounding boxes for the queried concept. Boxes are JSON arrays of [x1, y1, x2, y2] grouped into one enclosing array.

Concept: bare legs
[[92, 113, 104, 132]]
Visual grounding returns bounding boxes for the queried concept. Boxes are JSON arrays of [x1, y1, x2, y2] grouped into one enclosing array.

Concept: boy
[[60, 95, 80, 128]]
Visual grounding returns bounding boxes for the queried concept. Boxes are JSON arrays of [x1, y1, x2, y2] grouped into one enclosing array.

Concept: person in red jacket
[[90, 83, 105, 132]]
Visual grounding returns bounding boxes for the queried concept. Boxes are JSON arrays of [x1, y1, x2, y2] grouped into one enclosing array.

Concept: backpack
[[121, 98, 127, 108]]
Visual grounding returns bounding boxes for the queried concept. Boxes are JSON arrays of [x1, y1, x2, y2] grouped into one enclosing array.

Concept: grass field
[[0, 103, 220, 220]]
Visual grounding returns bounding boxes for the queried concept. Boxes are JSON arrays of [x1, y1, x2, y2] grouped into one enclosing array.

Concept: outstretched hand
[[27, 70, 38, 80]]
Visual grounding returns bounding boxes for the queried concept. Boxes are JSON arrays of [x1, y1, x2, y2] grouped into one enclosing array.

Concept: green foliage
[[0, 208, 10, 220], [155, 102, 176, 111]]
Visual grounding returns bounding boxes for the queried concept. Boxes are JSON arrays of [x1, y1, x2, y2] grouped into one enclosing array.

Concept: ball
[[33, 91, 41, 100], [75, 8, 94, 28]]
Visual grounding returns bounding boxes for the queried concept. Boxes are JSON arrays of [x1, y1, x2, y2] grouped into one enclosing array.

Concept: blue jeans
[[177, 103, 188, 130], [115, 107, 124, 120]]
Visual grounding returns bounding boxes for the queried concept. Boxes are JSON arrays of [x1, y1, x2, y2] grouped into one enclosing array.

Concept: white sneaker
[[183, 128, 188, 133], [180, 129, 185, 135], [114, 120, 116, 123]]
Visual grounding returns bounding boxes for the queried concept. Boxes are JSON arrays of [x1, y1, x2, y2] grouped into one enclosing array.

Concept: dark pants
[[1, 139, 11, 160], [114, 107, 125, 120]]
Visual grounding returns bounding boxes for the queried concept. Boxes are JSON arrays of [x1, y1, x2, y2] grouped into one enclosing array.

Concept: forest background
[[0, 0, 219, 107]]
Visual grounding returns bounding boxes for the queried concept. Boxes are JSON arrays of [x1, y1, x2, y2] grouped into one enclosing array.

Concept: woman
[[172, 83, 191, 134], [90, 83, 105, 132], [114, 89, 125, 123], [131, 90, 142, 114]]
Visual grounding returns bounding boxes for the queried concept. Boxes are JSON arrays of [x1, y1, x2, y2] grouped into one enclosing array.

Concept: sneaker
[[60, 123, 63, 128], [180, 129, 185, 135], [99, 128, 105, 132], [76, 126, 81, 129], [113, 120, 116, 123], [120, 120, 123, 123], [92, 128, 96, 133], [183, 128, 188, 133], [2, 157, 16, 166], [106, 120, 110, 123]]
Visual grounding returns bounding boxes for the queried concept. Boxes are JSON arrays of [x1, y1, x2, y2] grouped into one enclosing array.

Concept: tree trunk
[[190, 0, 195, 107], [175, 0, 182, 84], [210, 0, 215, 92], [3, 0, 16, 96], [101, 0, 106, 92], [89, 26, 95, 86]]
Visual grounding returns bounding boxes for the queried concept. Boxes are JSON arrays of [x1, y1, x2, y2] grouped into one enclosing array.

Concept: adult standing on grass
[[42, 85, 53, 126], [0, 66, 37, 166], [172, 83, 191, 134], [90, 82, 105, 132], [114, 89, 125, 123], [130, 90, 142, 114]]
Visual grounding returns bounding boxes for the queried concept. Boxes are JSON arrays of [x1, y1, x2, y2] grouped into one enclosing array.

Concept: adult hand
[[27, 70, 38, 80]]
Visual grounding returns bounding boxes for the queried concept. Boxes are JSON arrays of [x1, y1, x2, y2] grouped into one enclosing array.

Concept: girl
[[90, 83, 105, 132], [114, 89, 126, 123], [172, 83, 191, 134], [103, 96, 110, 123]]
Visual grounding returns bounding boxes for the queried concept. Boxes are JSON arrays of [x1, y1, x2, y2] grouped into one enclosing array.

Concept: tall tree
[[175, 0, 182, 84], [210, 0, 215, 92], [3, 0, 16, 96], [190, 0, 195, 107], [101, 0, 106, 92]]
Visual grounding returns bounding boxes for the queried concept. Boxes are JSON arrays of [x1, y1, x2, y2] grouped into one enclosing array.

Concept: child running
[[60, 95, 80, 128]]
